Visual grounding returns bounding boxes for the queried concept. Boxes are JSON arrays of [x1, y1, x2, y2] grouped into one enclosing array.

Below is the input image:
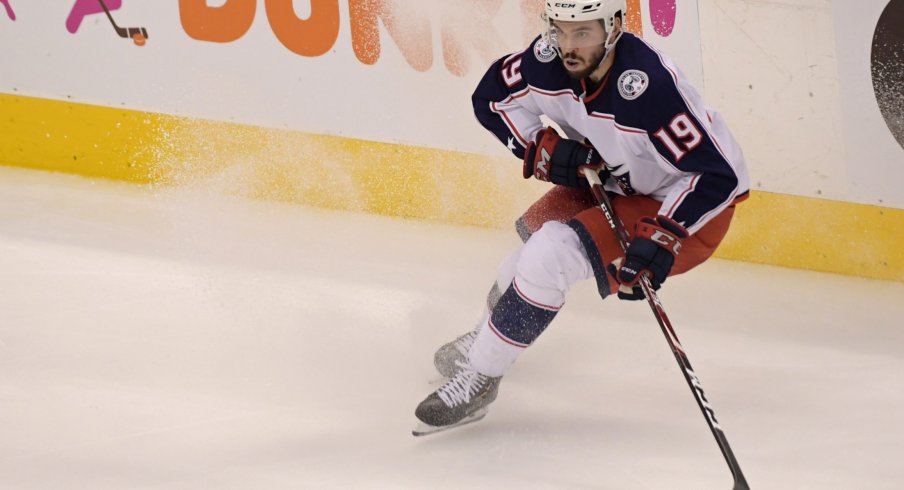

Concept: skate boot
[[413, 361, 501, 436], [433, 329, 479, 378]]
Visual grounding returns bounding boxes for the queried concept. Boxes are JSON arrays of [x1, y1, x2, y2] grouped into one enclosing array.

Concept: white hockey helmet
[[545, 0, 627, 34], [543, 0, 627, 51]]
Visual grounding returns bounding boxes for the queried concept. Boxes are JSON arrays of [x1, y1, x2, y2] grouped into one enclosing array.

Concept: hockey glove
[[522, 127, 608, 188], [608, 215, 689, 301]]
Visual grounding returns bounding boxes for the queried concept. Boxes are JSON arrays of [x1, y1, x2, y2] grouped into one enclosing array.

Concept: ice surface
[[1, 167, 903, 489]]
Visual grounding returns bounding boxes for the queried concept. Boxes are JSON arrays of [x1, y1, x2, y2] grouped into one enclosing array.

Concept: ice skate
[[433, 329, 479, 378], [413, 360, 501, 436]]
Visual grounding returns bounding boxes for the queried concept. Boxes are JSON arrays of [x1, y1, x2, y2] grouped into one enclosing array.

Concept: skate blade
[[411, 408, 488, 437]]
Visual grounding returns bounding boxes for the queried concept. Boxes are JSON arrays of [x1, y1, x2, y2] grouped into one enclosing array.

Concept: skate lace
[[436, 361, 487, 408], [454, 330, 478, 356]]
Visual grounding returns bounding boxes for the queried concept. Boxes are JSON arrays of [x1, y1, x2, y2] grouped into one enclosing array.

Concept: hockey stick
[[581, 168, 750, 490], [97, 0, 148, 42]]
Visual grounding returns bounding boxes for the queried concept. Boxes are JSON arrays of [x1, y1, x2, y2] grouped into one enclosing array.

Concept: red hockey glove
[[522, 128, 608, 188], [608, 216, 689, 301]]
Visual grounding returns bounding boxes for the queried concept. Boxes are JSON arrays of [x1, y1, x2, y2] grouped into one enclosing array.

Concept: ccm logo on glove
[[535, 147, 552, 181], [522, 127, 608, 188], [647, 228, 682, 254], [609, 215, 689, 301]]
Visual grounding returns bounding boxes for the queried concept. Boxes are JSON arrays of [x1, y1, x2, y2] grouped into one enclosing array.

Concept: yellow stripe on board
[[718, 193, 904, 282], [2, 93, 902, 282], [0, 93, 544, 228], [0, 93, 170, 182]]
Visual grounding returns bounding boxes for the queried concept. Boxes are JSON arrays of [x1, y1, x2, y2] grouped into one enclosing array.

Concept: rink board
[[1, 93, 901, 283]]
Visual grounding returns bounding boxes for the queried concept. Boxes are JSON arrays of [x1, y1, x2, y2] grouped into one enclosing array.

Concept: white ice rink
[[1, 166, 903, 489]]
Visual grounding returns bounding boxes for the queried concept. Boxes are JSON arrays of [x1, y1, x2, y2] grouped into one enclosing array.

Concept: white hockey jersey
[[472, 33, 749, 235]]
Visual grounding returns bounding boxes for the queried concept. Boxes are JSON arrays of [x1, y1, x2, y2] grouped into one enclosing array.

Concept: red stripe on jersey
[[582, 67, 614, 104], [490, 100, 528, 146], [666, 174, 701, 217], [517, 86, 581, 102], [693, 188, 739, 227], [589, 112, 647, 134], [494, 86, 582, 146]]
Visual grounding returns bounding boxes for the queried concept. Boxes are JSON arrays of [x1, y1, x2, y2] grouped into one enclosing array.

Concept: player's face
[[550, 20, 607, 79]]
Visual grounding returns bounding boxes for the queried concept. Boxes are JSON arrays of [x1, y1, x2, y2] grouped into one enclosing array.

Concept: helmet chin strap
[[593, 30, 623, 73]]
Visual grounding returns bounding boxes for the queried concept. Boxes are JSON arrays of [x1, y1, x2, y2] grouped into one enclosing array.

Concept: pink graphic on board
[[1, 0, 15, 21], [649, 0, 676, 37], [67, 0, 122, 33]]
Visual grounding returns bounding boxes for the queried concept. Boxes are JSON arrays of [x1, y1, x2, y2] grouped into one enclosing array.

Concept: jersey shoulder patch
[[533, 38, 557, 63], [519, 36, 575, 91], [617, 69, 649, 100]]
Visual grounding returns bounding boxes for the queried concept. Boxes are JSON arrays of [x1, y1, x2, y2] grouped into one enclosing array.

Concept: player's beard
[[561, 47, 606, 80]]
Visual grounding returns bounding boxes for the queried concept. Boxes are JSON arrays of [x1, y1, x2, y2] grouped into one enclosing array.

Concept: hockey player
[[414, 0, 749, 434]]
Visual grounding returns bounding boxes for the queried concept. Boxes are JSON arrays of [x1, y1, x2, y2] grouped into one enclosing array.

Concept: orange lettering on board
[[349, 0, 433, 72], [626, 0, 643, 36], [179, 0, 256, 43], [441, 0, 504, 77], [265, 0, 340, 57]]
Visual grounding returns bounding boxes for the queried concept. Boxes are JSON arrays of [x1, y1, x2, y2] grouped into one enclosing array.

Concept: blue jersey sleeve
[[472, 46, 543, 160], [637, 70, 741, 230]]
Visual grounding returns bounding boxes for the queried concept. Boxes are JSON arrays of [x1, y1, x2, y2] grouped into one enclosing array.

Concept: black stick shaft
[[96, 0, 125, 37], [97, 0, 147, 39], [581, 169, 749, 490]]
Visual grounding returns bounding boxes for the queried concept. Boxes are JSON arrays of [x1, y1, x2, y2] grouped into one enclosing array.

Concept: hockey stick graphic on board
[[581, 168, 750, 490], [97, 0, 148, 46]]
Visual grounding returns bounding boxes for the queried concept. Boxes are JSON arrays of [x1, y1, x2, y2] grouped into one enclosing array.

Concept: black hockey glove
[[607, 215, 689, 301], [522, 128, 609, 188]]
